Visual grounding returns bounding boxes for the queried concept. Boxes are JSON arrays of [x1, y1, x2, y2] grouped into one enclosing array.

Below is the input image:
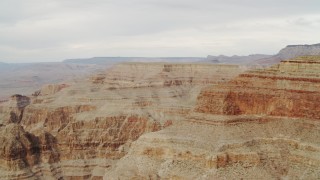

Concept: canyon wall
[[0, 63, 243, 180], [1, 57, 320, 179], [255, 43, 320, 65], [105, 56, 320, 179], [196, 56, 320, 119]]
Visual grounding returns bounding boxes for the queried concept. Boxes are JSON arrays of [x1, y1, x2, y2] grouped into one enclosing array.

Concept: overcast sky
[[1, 0, 320, 63]]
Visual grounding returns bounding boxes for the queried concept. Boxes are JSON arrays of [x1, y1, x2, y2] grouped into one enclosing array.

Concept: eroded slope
[[0, 63, 242, 180], [106, 56, 320, 179]]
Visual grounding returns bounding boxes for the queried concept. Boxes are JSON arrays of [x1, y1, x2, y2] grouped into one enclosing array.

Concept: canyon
[[106, 56, 320, 179], [0, 62, 104, 102], [0, 56, 320, 179], [2, 43, 320, 102], [0, 57, 206, 102], [0, 63, 243, 179]]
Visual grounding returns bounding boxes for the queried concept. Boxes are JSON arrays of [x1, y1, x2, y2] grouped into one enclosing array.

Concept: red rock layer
[[0, 62, 244, 179], [196, 56, 320, 119]]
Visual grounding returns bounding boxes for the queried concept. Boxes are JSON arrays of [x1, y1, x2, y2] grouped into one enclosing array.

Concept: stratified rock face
[[96, 62, 242, 88], [38, 84, 70, 96], [0, 62, 243, 179], [0, 95, 30, 124], [205, 43, 320, 66], [10, 95, 30, 109], [256, 43, 320, 65], [104, 114, 320, 179], [0, 124, 61, 179], [105, 57, 320, 179], [196, 56, 320, 119], [3, 58, 320, 179], [0, 124, 34, 171], [278, 44, 320, 58]]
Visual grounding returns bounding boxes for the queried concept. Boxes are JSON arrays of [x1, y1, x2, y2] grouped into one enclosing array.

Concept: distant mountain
[[64, 57, 206, 64], [64, 57, 131, 64], [206, 54, 272, 64], [255, 43, 320, 65], [206, 43, 320, 66]]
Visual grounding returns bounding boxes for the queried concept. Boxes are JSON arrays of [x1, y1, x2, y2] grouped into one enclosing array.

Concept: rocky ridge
[[196, 56, 320, 119], [255, 43, 320, 65], [105, 56, 320, 179], [0, 57, 320, 179], [206, 43, 320, 66], [0, 63, 243, 179]]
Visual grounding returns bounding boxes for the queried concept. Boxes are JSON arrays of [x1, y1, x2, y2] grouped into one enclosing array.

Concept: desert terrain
[[0, 53, 320, 179], [1, 0, 320, 178], [2, 43, 319, 101]]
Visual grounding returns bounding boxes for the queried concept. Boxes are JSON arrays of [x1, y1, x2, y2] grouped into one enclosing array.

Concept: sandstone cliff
[[206, 43, 320, 66], [1, 57, 320, 179], [255, 43, 320, 65], [105, 56, 320, 179], [0, 62, 243, 179], [196, 56, 320, 119]]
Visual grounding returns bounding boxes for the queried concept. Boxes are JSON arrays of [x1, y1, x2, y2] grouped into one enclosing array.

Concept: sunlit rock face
[[254, 43, 320, 65], [3, 57, 320, 179], [2, 58, 320, 179], [0, 95, 30, 125], [105, 57, 320, 180], [196, 56, 320, 119], [0, 62, 243, 179]]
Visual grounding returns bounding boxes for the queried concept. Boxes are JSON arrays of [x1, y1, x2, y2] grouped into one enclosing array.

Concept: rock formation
[[196, 56, 320, 119], [206, 43, 320, 66], [105, 56, 320, 179], [255, 43, 320, 65], [1, 57, 320, 179], [0, 62, 243, 179], [0, 95, 30, 125], [38, 84, 70, 96]]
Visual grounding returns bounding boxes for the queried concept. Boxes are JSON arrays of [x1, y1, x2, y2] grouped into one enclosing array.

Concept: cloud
[[0, 0, 320, 62]]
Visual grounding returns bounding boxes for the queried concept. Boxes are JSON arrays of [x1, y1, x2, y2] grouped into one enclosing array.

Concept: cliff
[[105, 57, 320, 179], [255, 43, 320, 65], [1, 58, 320, 179], [206, 43, 320, 66], [196, 56, 320, 119], [0, 62, 243, 179]]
